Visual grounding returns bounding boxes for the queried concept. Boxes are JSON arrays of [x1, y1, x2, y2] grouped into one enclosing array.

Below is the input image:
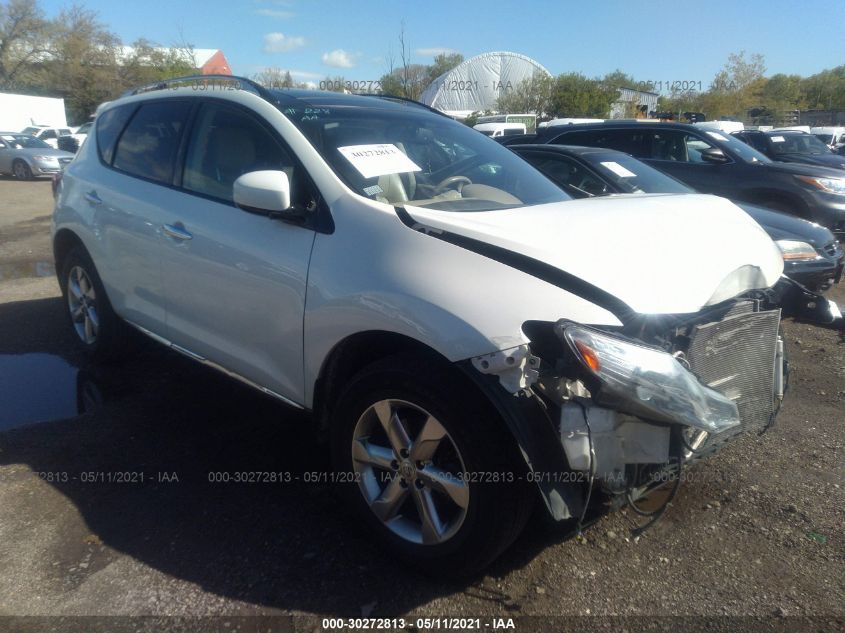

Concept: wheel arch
[[312, 330, 458, 433], [741, 187, 811, 218], [52, 228, 88, 289]]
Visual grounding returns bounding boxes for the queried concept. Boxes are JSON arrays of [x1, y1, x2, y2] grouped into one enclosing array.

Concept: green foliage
[[496, 72, 553, 115], [120, 38, 196, 88], [801, 65, 845, 110], [427, 52, 464, 84], [378, 63, 429, 99], [548, 73, 618, 118], [463, 109, 495, 127], [0, 0, 50, 89]]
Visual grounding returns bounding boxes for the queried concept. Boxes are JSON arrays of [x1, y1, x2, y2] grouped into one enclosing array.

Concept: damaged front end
[[467, 292, 800, 526]]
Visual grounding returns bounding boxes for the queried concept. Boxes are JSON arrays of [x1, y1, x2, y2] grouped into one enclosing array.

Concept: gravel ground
[[0, 178, 843, 631]]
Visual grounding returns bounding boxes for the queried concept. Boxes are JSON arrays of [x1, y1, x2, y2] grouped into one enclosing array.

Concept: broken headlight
[[556, 323, 740, 433]]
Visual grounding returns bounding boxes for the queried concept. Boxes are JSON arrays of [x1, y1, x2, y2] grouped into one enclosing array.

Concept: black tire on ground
[[59, 245, 130, 361], [12, 160, 33, 180], [331, 354, 534, 576]]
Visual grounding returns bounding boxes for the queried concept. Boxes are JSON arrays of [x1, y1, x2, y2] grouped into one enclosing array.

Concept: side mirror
[[700, 148, 729, 164], [233, 170, 304, 221]]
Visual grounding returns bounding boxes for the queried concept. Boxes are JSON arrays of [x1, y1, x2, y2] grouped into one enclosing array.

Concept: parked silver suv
[[53, 76, 827, 574]]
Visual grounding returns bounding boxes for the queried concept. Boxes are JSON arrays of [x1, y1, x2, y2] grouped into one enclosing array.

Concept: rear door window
[[552, 129, 648, 158], [96, 104, 137, 164], [113, 100, 192, 184], [746, 132, 769, 152], [647, 131, 718, 163]]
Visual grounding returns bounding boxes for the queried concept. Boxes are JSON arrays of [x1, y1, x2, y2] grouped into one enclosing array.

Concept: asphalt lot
[[0, 177, 844, 629]]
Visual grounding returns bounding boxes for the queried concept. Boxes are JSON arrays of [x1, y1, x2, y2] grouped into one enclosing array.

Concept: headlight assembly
[[776, 239, 819, 261], [796, 175, 845, 195], [556, 323, 740, 433], [32, 155, 58, 162]]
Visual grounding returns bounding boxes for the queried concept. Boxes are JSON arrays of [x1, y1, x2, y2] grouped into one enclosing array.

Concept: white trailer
[[0, 92, 68, 132]]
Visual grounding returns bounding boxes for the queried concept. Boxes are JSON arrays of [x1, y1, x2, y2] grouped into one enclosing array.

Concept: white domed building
[[420, 51, 550, 119]]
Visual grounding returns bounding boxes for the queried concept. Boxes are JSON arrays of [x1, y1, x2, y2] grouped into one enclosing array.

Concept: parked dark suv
[[506, 122, 845, 237], [731, 129, 845, 171]]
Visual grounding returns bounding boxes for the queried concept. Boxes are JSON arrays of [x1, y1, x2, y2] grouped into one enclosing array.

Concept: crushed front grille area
[[685, 305, 781, 439]]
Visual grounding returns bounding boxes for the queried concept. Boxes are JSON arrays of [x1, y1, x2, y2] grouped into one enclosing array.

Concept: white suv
[[53, 76, 792, 573]]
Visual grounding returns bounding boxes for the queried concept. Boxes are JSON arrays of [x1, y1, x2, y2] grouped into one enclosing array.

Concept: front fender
[[458, 360, 581, 521]]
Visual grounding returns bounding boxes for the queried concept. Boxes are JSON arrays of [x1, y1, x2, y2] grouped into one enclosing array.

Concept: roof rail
[[355, 93, 451, 118], [122, 74, 276, 103]]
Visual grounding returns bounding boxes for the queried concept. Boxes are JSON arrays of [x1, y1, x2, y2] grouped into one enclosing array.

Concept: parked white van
[[473, 122, 526, 137], [53, 75, 806, 574]]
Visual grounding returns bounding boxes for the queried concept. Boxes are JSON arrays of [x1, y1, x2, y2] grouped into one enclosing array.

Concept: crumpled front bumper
[[466, 296, 793, 521]]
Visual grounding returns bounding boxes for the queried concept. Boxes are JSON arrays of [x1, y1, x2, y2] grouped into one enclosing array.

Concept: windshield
[[1, 134, 52, 149], [768, 133, 832, 155], [705, 130, 772, 164], [20, 126, 41, 135], [281, 102, 568, 211], [814, 134, 834, 145], [588, 152, 694, 194]]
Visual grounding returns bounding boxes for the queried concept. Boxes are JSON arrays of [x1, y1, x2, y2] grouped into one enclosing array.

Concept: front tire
[[60, 246, 129, 361], [13, 160, 33, 180], [331, 355, 533, 576]]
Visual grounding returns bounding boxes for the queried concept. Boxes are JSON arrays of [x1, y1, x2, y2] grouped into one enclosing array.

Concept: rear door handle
[[84, 190, 102, 206], [161, 223, 193, 241]]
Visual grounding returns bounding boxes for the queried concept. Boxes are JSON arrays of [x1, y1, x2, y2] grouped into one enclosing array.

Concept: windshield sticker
[[706, 131, 729, 142], [338, 144, 422, 179], [771, 136, 786, 142], [363, 184, 384, 196], [600, 161, 637, 178]]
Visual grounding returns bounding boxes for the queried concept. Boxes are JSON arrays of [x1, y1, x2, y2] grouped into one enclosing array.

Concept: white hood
[[405, 194, 784, 315]]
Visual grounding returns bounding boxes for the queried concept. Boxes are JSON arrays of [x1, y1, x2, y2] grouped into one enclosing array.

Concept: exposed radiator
[[685, 304, 781, 440]]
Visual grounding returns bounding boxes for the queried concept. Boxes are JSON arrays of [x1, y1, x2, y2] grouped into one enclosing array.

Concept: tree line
[[1, 0, 196, 124], [494, 52, 845, 123], [4, 0, 843, 127]]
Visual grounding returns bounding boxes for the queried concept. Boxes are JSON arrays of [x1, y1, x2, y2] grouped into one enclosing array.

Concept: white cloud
[[321, 49, 358, 69], [256, 8, 295, 18], [262, 32, 306, 53], [415, 47, 459, 57], [290, 70, 322, 80]]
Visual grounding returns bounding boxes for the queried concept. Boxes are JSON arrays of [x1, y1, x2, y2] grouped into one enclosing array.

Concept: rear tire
[[59, 246, 130, 361], [13, 160, 33, 180], [330, 354, 534, 576]]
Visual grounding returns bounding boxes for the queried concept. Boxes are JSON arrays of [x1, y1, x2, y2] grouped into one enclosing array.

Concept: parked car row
[[20, 124, 73, 148], [509, 143, 844, 291], [0, 132, 74, 179], [52, 76, 843, 574], [731, 129, 845, 170], [500, 121, 845, 238]]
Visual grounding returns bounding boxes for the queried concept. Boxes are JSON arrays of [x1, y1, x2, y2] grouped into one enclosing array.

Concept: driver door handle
[[162, 223, 193, 241], [84, 190, 102, 206]]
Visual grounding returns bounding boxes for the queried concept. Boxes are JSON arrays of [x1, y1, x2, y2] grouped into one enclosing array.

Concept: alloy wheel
[[67, 266, 99, 345], [351, 399, 469, 545]]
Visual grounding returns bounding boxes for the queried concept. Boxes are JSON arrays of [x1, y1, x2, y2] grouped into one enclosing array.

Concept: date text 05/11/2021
[[321, 617, 516, 630]]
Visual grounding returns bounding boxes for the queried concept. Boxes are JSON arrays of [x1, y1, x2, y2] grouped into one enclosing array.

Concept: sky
[[40, 0, 845, 89]]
